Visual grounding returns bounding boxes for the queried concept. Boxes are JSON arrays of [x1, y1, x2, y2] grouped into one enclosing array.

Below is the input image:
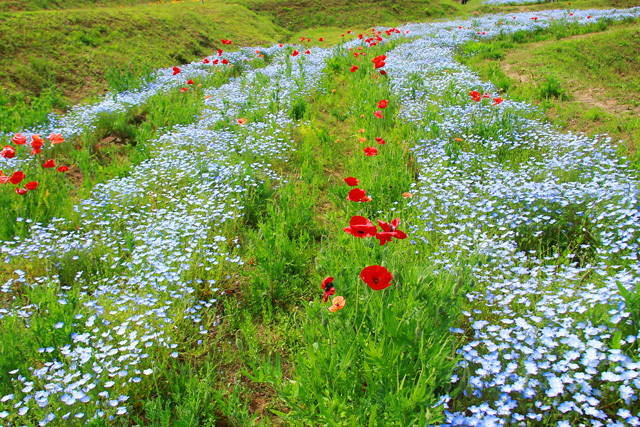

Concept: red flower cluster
[[344, 216, 407, 246], [469, 90, 501, 106], [221, 39, 232, 45], [364, 146, 378, 156], [2, 133, 70, 195], [372, 55, 386, 71]]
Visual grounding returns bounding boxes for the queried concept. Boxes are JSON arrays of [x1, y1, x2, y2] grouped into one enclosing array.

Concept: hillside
[[1, 2, 640, 427]]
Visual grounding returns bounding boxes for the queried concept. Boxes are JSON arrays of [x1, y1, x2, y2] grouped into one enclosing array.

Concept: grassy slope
[[475, 0, 640, 15], [459, 18, 640, 161], [0, 2, 285, 132], [0, 0, 465, 133], [1, 0, 638, 133]]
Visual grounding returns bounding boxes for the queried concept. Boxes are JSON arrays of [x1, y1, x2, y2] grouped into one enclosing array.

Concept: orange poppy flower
[[47, 133, 65, 145], [328, 296, 346, 312], [237, 118, 247, 125], [402, 192, 413, 198]]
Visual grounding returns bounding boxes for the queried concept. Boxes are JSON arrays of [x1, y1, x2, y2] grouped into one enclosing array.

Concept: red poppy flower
[[493, 97, 503, 106], [172, 66, 181, 75], [292, 50, 299, 57], [344, 216, 378, 238], [350, 65, 359, 72], [0, 171, 7, 184], [360, 265, 393, 290], [319, 37, 323, 41], [212, 59, 219, 64], [30, 138, 43, 150], [57, 166, 69, 172], [347, 188, 367, 202], [181, 88, 188, 93], [380, 70, 387, 76], [203, 58, 210, 64], [222, 59, 229, 65], [187, 79, 194, 85], [372, 55, 386, 68], [344, 176, 359, 186], [42, 159, 55, 168], [12, 133, 27, 145], [374, 111, 383, 119], [304, 49, 310, 54], [217, 49, 223, 56], [15, 188, 27, 195], [469, 90, 481, 102], [9, 171, 25, 185], [375, 137, 385, 145], [321, 277, 335, 302], [1, 145, 15, 159], [364, 146, 378, 156], [25, 181, 38, 190], [375, 218, 407, 246], [377, 99, 388, 109]]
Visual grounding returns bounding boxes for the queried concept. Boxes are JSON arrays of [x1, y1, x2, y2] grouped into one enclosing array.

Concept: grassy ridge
[[458, 17, 640, 161], [1, 0, 638, 134], [0, 2, 285, 132], [0, 0, 147, 12], [1, 0, 461, 133]]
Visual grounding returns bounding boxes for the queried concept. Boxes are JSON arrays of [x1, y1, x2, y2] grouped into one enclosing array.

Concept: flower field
[[1, 4, 640, 426]]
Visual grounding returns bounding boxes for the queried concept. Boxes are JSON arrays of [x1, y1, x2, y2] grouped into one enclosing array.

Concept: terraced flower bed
[[1, 5, 640, 426]]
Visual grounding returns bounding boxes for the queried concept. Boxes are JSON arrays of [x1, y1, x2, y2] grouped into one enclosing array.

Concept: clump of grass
[[537, 75, 569, 101], [513, 201, 598, 265]]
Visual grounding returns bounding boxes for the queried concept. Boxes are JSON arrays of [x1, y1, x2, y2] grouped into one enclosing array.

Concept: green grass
[[458, 17, 640, 162], [209, 41, 467, 426]]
